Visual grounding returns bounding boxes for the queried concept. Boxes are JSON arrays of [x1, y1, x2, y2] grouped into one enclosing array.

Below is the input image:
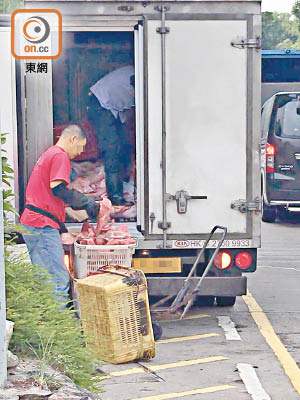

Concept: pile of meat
[[70, 161, 107, 198], [70, 160, 136, 219], [61, 198, 136, 246]]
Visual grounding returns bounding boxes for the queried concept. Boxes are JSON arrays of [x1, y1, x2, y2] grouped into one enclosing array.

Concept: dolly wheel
[[152, 320, 163, 341]]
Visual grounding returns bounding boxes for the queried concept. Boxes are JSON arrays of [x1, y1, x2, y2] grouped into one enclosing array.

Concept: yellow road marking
[[129, 384, 236, 400], [159, 313, 209, 323], [243, 290, 300, 395], [184, 313, 209, 320], [157, 332, 219, 344], [110, 356, 228, 376]]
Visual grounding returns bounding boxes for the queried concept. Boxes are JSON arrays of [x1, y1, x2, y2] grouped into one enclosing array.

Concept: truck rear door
[[146, 16, 260, 239]]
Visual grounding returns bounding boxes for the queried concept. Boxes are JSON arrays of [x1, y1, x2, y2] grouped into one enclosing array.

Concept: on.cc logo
[[23, 16, 50, 44]]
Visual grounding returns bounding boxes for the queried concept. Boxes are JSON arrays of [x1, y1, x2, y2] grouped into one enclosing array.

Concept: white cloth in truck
[[90, 65, 134, 123]]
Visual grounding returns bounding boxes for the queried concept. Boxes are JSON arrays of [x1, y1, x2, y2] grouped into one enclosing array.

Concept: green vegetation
[[262, 1, 300, 49], [1, 133, 17, 217], [262, 11, 300, 49], [293, 1, 300, 30], [1, 134, 102, 392], [5, 252, 102, 391], [0, 0, 24, 13]]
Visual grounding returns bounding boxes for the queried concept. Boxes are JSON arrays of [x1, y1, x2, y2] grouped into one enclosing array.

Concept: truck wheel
[[195, 296, 215, 306], [262, 199, 276, 223], [216, 296, 236, 307]]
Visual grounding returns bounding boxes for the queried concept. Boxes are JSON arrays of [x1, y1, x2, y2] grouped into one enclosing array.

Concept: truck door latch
[[231, 36, 261, 50], [118, 5, 134, 11], [231, 197, 261, 214], [166, 190, 207, 214]]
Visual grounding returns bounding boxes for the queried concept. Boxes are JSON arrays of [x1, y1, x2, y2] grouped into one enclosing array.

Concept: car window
[[274, 97, 300, 138], [261, 98, 273, 140]]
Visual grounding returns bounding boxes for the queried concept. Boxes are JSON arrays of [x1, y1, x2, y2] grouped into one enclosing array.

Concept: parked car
[[261, 92, 300, 222]]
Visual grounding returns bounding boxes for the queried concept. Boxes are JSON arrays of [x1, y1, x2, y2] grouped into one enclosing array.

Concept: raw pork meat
[[75, 205, 135, 246], [69, 160, 137, 219], [96, 198, 113, 235]]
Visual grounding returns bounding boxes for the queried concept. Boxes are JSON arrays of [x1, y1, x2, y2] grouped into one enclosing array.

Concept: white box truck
[[0, 0, 261, 306]]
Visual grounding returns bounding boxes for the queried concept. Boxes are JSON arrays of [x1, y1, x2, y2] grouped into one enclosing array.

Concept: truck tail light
[[63, 254, 71, 274], [235, 251, 252, 270], [214, 251, 232, 270], [266, 142, 276, 173]]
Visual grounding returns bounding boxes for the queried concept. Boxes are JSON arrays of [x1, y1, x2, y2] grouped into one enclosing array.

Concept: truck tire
[[262, 199, 276, 223], [216, 296, 236, 307], [195, 296, 215, 306]]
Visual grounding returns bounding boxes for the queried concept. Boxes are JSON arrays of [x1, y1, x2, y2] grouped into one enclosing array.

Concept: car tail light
[[235, 251, 252, 270], [63, 254, 71, 274], [214, 251, 232, 270], [266, 142, 276, 173]]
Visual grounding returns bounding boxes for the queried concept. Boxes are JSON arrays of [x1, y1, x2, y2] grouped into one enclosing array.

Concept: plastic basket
[[74, 241, 136, 279], [76, 267, 155, 364]]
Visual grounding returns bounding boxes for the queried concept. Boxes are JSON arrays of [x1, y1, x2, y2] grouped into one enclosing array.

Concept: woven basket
[[76, 266, 155, 364]]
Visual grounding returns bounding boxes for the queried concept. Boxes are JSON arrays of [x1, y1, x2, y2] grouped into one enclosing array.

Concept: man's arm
[[51, 181, 99, 219]]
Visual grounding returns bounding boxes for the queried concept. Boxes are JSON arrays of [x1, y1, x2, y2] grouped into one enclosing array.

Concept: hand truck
[[151, 225, 228, 321]]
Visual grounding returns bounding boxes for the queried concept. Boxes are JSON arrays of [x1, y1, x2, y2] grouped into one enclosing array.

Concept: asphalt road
[[99, 220, 300, 400]]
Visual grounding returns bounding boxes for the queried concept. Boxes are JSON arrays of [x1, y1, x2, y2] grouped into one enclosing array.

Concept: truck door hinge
[[155, 5, 170, 34], [154, 5, 170, 12], [231, 36, 261, 50], [231, 197, 261, 214]]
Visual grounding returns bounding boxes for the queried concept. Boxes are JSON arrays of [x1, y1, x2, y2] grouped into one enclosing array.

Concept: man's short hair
[[61, 124, 87, 140]]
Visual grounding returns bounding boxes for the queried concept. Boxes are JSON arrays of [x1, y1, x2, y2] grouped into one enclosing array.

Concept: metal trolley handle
[[171, 225, 228, 319]]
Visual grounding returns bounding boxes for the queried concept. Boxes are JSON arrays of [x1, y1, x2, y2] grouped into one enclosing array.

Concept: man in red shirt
[[20, 124, 99, 302]]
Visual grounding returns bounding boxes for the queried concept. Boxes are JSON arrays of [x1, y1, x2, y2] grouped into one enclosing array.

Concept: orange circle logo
[[23, 16, 50, 44]]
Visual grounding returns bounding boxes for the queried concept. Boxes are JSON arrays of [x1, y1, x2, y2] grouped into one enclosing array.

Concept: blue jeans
[[22, 225, 70, 301]]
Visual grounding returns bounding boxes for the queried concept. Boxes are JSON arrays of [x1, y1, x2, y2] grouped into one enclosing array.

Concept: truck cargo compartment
[[53, 31, 137, 222]]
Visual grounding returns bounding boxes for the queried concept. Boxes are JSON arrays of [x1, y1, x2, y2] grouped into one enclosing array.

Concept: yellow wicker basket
[[76, 266, 155, 364]]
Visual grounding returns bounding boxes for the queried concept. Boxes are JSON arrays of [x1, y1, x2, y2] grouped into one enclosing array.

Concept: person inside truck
[[20, 125, 100, 302], [88, 65, 135, 206]]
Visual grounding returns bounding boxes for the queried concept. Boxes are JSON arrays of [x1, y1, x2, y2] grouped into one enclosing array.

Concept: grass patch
[[5, 248, 102, 392]]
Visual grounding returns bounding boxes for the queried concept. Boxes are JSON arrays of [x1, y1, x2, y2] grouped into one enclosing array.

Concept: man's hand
[[85, 199, 100, 220], [65, 207, 89, 222]]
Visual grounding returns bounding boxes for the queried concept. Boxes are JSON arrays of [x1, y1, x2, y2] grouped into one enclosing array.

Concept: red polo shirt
[[20, 145, 71, 229]]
